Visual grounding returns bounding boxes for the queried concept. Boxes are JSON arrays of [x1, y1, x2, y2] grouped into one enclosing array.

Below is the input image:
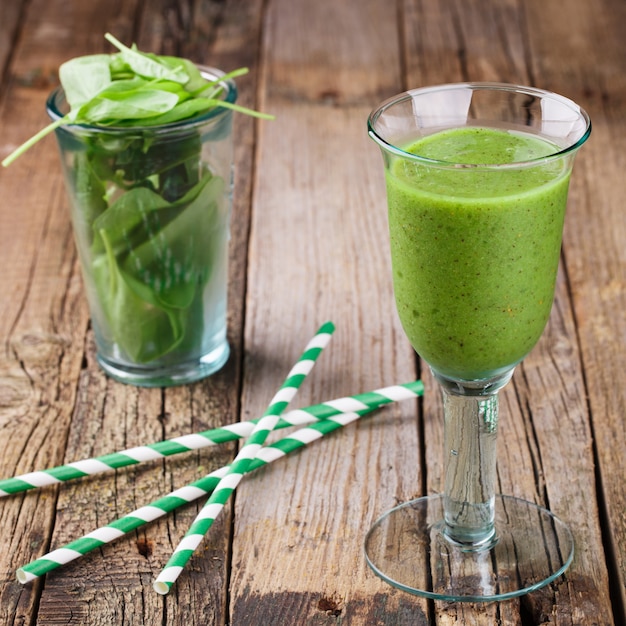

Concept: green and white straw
[[0, 380, 423, 499], [15, 411, 361, 583], [15, 380, 424, 584], [152, 322, 337, 594]]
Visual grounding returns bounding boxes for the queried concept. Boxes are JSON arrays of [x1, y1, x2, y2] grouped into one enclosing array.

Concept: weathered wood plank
[[0, 1, 116, 621], [524, 1, 626, 621], [403, 0, 531, 86], [229, 0, 428, 623], [567, 121, 626, 624], [401, 1, 614, 624], [262, 0, 401, 105], [231, 102, 428, 625]]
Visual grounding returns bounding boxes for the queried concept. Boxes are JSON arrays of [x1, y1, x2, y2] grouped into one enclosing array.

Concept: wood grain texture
[[0, 0, 623, 624], [230, 100, 426, 624], [0, 1, 95, 617], [228, 3, 428, 623], [524, 1, 626, 619], [263, 0, 401, 105]]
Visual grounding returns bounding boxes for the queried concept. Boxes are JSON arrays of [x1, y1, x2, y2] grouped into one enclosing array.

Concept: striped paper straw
[[17, 404, 404, 584], [153, 323, 336, 594], [15, 381, 423, 584], [0, 379, 424, 498]]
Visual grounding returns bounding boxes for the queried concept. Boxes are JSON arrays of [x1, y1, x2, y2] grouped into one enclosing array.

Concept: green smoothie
[[386, 127, 571, 380]]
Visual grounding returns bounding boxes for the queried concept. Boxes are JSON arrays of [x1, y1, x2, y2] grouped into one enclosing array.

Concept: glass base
[[364, 494, 574, 602], [96, 341, 230, 387]]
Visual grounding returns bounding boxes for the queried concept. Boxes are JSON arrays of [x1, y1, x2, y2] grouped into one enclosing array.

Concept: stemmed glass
[[364, 83, 591, 601]]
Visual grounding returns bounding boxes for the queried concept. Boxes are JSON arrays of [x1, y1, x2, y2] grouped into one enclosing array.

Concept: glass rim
[[368, 81, 592, 170], [46, 65, 237, 135]]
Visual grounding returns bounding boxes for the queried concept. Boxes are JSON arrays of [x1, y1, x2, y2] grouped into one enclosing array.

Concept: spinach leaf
[[92, 230, 186, 363], [122, 98, 216, 127], [59, 54, 112, 110], [71, 150, 108, 246], [121, 175, 224, 309], [90, 172, 224, 361], [76, 89, 179, 123], [103, 33, 189, 84]]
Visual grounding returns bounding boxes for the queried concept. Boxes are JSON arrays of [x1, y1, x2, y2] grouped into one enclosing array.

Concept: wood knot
[[136, 537, 154, 558], [318, 89, 340, 104], [317, 595, 342, 617]]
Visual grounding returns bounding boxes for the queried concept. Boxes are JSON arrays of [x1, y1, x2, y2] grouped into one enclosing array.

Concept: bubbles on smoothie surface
[[405, 127, 559, 165]]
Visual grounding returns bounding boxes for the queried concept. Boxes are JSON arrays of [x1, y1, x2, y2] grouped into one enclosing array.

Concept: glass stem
[[434, 370, 513, 548]]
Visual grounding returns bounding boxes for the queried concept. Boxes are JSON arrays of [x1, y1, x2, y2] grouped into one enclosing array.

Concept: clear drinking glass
[[364, 83, 591, 601], [47, 67, 235, 387]]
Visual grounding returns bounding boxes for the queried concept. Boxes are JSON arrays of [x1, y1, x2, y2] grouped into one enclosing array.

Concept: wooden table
[[0, 0, 624, 624]]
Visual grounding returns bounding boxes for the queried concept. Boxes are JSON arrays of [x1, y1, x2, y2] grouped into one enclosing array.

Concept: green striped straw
[[0, 380, 421, 498], [17, 322, 338, 585], [152, 322, 336, 594], [17, 400, 422, 585], [14, 381, 423, 583]]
